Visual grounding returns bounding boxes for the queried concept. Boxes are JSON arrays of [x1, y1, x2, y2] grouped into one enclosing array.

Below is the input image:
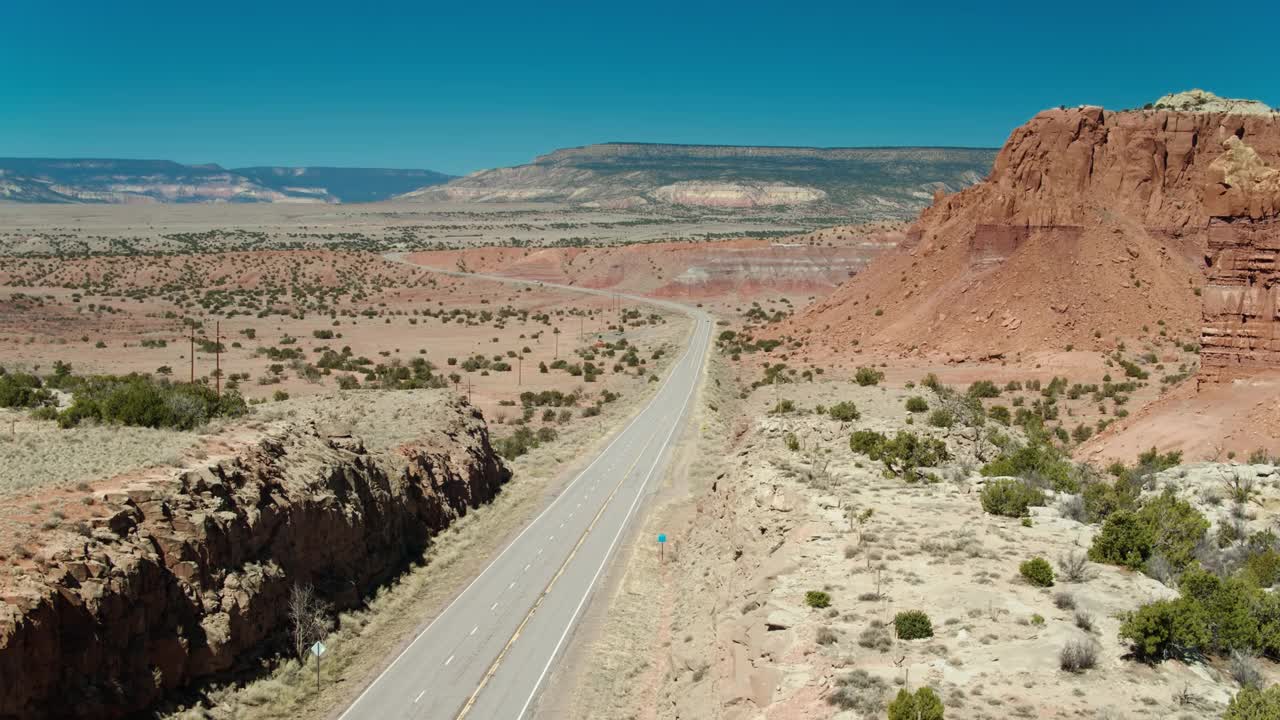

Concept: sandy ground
[[550, 365, 1280, 720]]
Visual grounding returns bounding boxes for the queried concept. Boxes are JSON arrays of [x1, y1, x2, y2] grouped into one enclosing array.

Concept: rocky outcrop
[[1199, 137, 1280, 382], [650, 181, 825, 208], [788, 98, 1280, 356], [1154, 89, 1274, 116], [0, 397, 509, 719]]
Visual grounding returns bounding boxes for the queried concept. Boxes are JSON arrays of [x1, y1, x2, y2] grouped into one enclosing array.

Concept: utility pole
[[554, 327, 559, 358], [214, 321, 222, 397], [189, 325, 195, 384], [517, 355, 522, 386]]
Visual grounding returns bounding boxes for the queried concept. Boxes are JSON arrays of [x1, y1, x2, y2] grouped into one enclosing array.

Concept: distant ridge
[[0, 158, 454, 204], [405, 142, 997, 220]]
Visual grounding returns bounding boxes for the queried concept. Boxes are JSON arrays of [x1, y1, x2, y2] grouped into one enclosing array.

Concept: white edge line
[[336, 299, 705, 720], [514, 321, 707, 719]]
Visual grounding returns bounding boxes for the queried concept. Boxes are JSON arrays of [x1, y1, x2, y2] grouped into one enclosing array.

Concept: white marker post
[[310, 640, 326, 691]]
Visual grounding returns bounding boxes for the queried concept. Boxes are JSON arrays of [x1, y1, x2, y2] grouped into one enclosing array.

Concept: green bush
[[905, 396, 929, 413], [979, 478, 1045, 517], [894, 610, 933, 640], [828, 401, 860, 422], [1225, 686, 1280, 720], [987, 405, 1011, 425], [1118, 597, 1209, 661], [1087, 510, 1152, 570], [850, 430, 949, 480], [56, 374, 247, 430], [0, 370, 53, 409], [1088, 492, 1207, 572], [967, 380, 1001, 398], [1020, 557, 1055, 587], [854, 367, 884, 386], [926, 408, 954, 428], [980, 439, 1078, 492], [805, 590, 831, 609], [887, 687, 944, 720], [1081, 479, 1138, 522]]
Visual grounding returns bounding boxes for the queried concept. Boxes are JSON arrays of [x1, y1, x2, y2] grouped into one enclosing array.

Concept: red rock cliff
[[788, 105, 1280, 357], [0, 396, 510, 720], [1200, 136, 1280, 381]]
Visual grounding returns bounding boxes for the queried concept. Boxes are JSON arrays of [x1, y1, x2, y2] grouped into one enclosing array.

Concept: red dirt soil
[[405, 227, 902, 308]]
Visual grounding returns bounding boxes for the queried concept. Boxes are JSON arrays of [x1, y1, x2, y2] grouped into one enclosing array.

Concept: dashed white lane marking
[[490, 602, 498, 611], [414, 690, 426, 703], [523, 564, 530, 572], [508, 581, 515, 590], [445, 655, 454, 666], [559, 522, 564, 528], [470, 626, 478, 636]]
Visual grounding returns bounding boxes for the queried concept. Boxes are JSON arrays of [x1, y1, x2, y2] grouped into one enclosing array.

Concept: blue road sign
[[657, 534, 667, 543]]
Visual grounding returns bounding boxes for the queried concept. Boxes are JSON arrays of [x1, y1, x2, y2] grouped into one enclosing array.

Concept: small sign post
[[310, 641, 326, 691], [657, 533, 667, 562]]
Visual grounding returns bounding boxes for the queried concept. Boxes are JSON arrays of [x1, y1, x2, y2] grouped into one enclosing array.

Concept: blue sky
[[4, 0, 1277, 175]]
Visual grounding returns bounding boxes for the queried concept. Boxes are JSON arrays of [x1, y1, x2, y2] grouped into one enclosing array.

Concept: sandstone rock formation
[[0, 396, 509, 719], [787, 100, 1280, 357], [1154, 88, 1274, 116], [1199, 136, 1280, 382]]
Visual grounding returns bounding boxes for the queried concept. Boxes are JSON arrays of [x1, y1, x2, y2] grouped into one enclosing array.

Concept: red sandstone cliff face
[[787, 106, 1280, 357], [0, 398, 509, 720], [1199, 136, 1280, 381]]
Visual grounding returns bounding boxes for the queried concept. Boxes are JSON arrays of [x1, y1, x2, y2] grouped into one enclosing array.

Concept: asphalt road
[[341, 260, 712, 720]]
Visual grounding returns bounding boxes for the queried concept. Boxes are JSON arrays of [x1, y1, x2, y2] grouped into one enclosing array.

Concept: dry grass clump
[[1060, 638, 1099, 672], [0, 419, 200, 497]]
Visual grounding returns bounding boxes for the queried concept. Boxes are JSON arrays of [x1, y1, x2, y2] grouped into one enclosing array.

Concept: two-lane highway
[[342, 261, 712, 719]]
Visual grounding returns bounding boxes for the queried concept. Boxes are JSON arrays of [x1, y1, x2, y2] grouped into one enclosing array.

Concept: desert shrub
[[818, 401, 858, 423], [1059, 638, 1098, 672], [905, 396, 929, 413], [495, 425, 558, 460], [854, 366, 884, 386], [1231, 650, 1264, 689], [0, 370, 53, 409], [1081, 478, 1139, 522], [1057, 550, 1090, 582], [1054, 592, 1076, 610], [1118, 597, 1210, 661], [827, 669, 888, 714], [887, 686, 944, 720], [784, 432, 800, 452], [987, 405, 1011, 425], [980, 438, 1077, 492], [1020, 557, 1055, 587], [927, 408, 954, 428], [815, 626, 838, 645], [850, 429, 886, 456], [1087, 510, 1152, 569], [56, 374, 247, 430], [1089, 493, 1208, 572], [979, 478, 1045, 517], [967, 380, 1001, 398], [1225, 686, 1280, 720], [894, 610, 933, 640], [805, 590, 831, 609], [857, 622, 892, 652]]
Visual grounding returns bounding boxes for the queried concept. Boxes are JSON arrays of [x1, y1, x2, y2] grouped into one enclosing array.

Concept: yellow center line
[[454, 425, 661, 719]]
